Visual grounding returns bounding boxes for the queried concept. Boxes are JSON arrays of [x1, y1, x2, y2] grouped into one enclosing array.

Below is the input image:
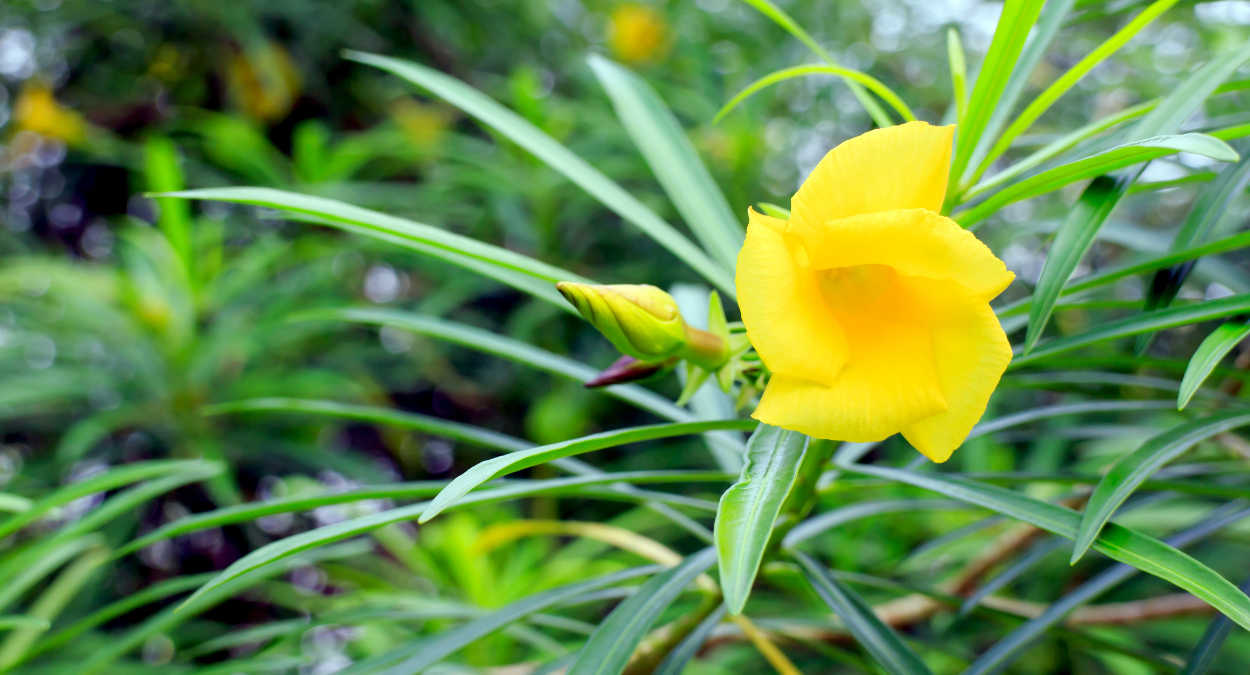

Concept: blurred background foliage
[[2, 0, 1250, 673]]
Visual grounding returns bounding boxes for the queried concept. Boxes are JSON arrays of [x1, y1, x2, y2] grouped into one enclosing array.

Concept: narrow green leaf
[[835, 461, 1250, 632], [588, 55, 743, 272], [947, 28, 968, 125], [715, 425, 809, 615], [0, 494, 30, 514], [1130, 41, 1250, 139], [291, 307, 689, 424], [1180, 574, 1250, 675], [420, 419, 755, 523], [373, 566, 661, 675], [1012, 293, 1250, 367], [343, 51, 736, 297], [796, 552, 934, 675], [653, 604, 726, 675], [956, 134, 1238, 227], [144, 136, 192, 276], [949, 0, 1046, 190], [716, 65, 915, 125], [0, 536, 101, 614], [1179, 320, 1250, 409], [960, 538, 1066, 616], [1023, 175, 1121, 353], [0, 545, 109, 669], [1071, 411, 1250, 563], [965, 501, 1250, 675], [1138, 151, 1250, 352], [965, 99, 1155, 200], [733, 0, 893, 127], [963, 0, 1079, 186], [119, 471, 729, 558], [0, 460, 216, 541], [204, 397, 531, 452], [969, 0, 1180, 184], [756, 202, 791, 220], [160, 187, 586, 309], [783, 500, 972, 550], [0, 617, 50, 631], [567, 548, 717, 675]]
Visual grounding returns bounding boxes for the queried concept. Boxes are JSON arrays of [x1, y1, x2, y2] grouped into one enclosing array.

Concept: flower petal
[[753, 311, 947, 442], [795, 208, 1014, 302], [737, 208, 848, 387], [790, 121, 954, 233], [900, 280, 1013, 463]]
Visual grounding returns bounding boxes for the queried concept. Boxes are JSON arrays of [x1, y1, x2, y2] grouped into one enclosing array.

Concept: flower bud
[[557, 282, 687, 361], [557, 282, 730, 371]]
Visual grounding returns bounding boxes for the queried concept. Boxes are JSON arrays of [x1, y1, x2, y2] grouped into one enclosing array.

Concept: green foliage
[[4, 1, 1250, 674]]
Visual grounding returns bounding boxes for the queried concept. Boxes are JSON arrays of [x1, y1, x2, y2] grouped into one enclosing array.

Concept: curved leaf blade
[[374, 566, 661, 675], [343, 51, 736, 297], [715, 65, 915, 125], [834, 461, 1250, 632], [716, 425, 809, 615], [1180, 573, 1250, 675], [1071, 411, 1250, 563], [567, 547, 717, 675], [653, 604, 727, 675], [420, 419, 755, 523], [796, 552, 934, 675], [588, 55, 743, 272], [1179, 320, 1250, 409]]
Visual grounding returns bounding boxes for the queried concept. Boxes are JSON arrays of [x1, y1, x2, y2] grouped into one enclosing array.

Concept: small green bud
[[556, 282, 730, 371], [557, 282, 688, 361]]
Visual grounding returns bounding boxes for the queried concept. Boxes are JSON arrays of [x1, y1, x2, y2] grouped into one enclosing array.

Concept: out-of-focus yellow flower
[[608, 4, 669, 64], [148, 44, 187, 82], [736, 122, 1014, 463], [390, 98, 451, 150], [12, 84, 87, 144], [226, 42, 301, 122]]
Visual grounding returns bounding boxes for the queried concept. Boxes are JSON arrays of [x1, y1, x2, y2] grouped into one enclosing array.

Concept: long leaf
[[0, 536, 100, 614], [1012, 293, 1250, 367], [588, 55, 743, 272], [420, 419, 754, 523], [962, 0, 1079, 186], [833, 461, 1250, 632], [1179, 320, 1250, 410], [796, 552, 934, 675], [1071, 411, 1250, 563], [343, 51, 736, 297], [160, 187, 586, 309], [1130, 41, 1250, 139], [733, 0, 893, 127], [653, 604, 727, 675], [955, 134, 1237, 227], [947, 28, 968, 125], [1180, 573, 1250, 675], [715, 65, 915, 124], [1022, 176, 1121, 353], [0, 460, 216, 541], [949, 0, 1046, 190], [372, 566, 661, 675], [964, 501, 1250, 675], [783, 500, 973, 550], [292, 307, 690, 423], [1138, 150, 1250, 352], [567, 547, 718, 675], [120, 471, 729, 557], [715, 424, 809, 615], [968, 0, 1179, 184]]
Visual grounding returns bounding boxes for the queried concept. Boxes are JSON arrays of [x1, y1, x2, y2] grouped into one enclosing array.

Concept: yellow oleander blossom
[[226, 42, 301, 122], [608, 4, 669, 64], [12, 84, 87, 144], [736, 122, 1014, 463]]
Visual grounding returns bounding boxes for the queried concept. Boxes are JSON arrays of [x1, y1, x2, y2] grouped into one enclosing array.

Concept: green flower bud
[[556, 282, 730, 371]]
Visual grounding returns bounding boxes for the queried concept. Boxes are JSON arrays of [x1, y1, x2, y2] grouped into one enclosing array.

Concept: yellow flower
[[226, 42, 301, 122], [390, 98, 451, 151], [12, 84, 87, 144], [736, 122, 1014, 463], [608, 4, 669, 64]]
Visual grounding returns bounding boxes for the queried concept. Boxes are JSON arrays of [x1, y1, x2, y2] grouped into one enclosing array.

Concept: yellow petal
[[790, 121, 954, 233], [753, 310, 948, 442], [736, 208, 847, 387], [795, 209, 1014, 302], [901, 280, 1013, 463]]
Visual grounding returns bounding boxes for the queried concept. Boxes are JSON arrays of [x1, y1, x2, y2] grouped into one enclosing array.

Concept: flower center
[[816, 264, 899, 319]]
